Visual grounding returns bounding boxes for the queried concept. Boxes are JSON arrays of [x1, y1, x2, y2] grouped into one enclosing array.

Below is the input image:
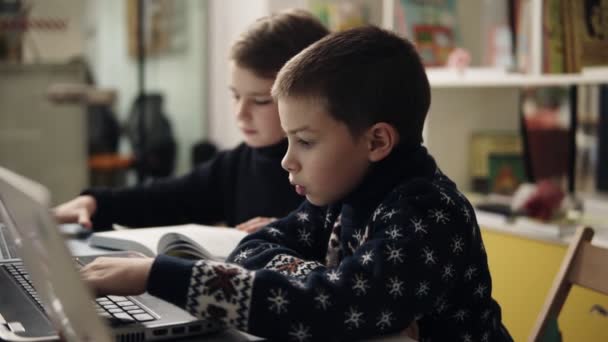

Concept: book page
[[90, 224, 247, 260], [89, 224, 205, 257], [157, 226, 247, 260]]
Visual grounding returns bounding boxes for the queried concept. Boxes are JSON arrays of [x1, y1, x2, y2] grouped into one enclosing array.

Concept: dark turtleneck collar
[[341, 144, 437, 226], [252, 138, 288, 161]]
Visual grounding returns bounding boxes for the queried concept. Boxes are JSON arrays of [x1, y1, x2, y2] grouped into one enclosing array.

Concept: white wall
[[206, 0, 314, 149], [83, 0, 206, 175], [206, 0, 270, 149], [22, 0, 85, 63]]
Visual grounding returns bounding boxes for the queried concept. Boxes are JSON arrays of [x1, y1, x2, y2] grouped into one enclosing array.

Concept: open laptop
[[0, 166, 222, 341]]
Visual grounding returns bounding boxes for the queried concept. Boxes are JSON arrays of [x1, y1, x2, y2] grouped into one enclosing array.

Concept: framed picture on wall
[[126, 0, 187, 57], [413, 25, 455, 67], [393, 0, 459, 66], [469, 132, 523, 193], [488, 153, 526, 195], [563, 0, 608, 72]]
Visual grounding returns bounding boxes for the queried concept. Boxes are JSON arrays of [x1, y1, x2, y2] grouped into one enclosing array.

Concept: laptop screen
[[0, 190, 25, 261], [0, 187, 37, 261], [0, 220, 17, 260], [0, 166, 113, 342]]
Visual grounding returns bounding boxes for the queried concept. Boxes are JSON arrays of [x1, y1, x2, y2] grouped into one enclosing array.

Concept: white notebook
[[89, 224, 247, 260]]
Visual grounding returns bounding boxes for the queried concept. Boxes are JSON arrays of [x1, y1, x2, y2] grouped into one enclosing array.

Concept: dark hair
[[272, 26, 430, 146], [230, 9, 329, 79]]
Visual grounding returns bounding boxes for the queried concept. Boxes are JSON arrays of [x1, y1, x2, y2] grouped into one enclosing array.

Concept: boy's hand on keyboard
[[52, 195, 97, 229], [81, 256, 153, 296], [236, 216, 277, 233]]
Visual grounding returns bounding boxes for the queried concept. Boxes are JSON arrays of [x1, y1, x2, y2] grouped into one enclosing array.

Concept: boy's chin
[[306, 195, 331, 207], [243, 139, 264, 148]]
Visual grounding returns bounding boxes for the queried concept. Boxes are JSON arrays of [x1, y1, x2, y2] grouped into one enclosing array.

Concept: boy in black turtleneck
[[81, 27, 513, 341], [53, 10, 328, 233]]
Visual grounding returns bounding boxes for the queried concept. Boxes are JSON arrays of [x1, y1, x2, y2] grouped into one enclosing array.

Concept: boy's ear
[[365, 122, 399, 162]]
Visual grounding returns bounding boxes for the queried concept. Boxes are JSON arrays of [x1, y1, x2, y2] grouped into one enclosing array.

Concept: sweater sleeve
[[146, 185, 476, 341], [83, 151, 231, 230]]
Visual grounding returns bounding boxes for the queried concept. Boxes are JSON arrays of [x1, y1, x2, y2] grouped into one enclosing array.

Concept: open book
[[88, 224, 247, 260]]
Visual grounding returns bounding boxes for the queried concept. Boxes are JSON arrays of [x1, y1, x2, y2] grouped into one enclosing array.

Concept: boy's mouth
[[295, 185, 306, 196], [241, 128, 257, 135]]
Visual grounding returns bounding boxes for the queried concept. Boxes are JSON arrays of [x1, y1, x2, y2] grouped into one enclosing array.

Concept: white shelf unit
[[423, 67, 607, 191], [427, 67, 608, 88]]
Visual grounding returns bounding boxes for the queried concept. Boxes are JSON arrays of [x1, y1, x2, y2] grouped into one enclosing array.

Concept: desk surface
[[68, 237, 415, 342]]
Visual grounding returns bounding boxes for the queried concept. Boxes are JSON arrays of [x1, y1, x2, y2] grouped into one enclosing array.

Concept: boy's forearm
[[82, 179, 211, 229]]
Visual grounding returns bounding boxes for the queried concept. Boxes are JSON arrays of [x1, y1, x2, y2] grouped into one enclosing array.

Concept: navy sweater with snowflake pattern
[[146, 145, 513, 341]]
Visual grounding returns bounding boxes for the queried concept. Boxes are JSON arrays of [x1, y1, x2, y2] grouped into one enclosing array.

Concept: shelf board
[[427, 67, 608, 88]]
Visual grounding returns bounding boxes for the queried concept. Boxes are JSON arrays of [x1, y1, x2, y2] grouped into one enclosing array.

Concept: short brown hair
[[230, 9, 329, 79], [272, 26, 430, 146]]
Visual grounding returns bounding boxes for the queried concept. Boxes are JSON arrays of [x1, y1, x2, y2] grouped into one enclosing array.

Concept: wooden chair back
[[529, 226, 608, 341]]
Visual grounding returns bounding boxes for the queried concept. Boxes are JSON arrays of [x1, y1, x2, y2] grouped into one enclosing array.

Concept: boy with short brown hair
[[82, 26, 512, 341], [54, 10, 328, 233]]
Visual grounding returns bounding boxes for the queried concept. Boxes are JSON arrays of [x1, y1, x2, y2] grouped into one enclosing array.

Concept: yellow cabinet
[[482, 229, 608, 341]]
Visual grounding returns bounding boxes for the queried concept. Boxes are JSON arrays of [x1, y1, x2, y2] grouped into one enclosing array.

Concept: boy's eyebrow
[[228, 86, 271, 97], [286, 126, 316, 134]]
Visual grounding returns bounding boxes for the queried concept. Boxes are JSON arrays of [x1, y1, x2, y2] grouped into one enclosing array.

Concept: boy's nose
[[281, 151, 298, 173], [235, 100, 250, 120]]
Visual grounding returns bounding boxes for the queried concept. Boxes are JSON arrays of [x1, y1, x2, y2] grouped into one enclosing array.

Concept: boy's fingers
[[237, 222, 256, 232], [236, 217, 262, 230], [77, 210, 92, 229], [239, 223, 256, 231], [244, 219, 276, 233], [52, 208, 74, 224], [245, 225, 263, 233], [244, 223, 257, 232], [237, 217, 277, 232], [245, 217, 263, 225]]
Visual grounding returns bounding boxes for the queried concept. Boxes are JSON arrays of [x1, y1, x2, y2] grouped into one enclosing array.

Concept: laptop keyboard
[[2, 262, 43, 308], [2, 261, 157, 325], [95, 295, 155, 323]]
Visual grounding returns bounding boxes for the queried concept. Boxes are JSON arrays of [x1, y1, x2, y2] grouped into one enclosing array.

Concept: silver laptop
[[0, 166, 222, 341]]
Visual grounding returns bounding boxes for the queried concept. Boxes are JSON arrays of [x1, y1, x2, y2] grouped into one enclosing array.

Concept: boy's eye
[[254, 98, 273, 105], [297, 138, 313, 148]]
